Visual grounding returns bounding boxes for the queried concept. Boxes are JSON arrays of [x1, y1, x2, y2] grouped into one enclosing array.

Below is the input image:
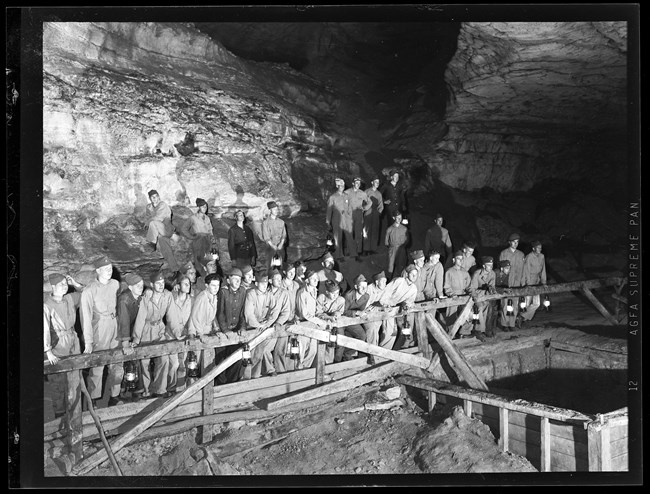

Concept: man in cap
[[165, 272, 193, 393], [521, 240, 548, 327], [228, 209, 257, 269], [144, 189, 179, 272], [116, 272, 145, 399], [240, 264, 255, 291], [460, 241, 478, 275], [294, 269, 323, 368], [261, 201, 287, 273], [80, 257, 124, 408], [424, 213, 453, 268], [444, 251, 472, 326], [44, 273, 84, 416], [385, 212, 409, 279], [362, 177, 384, 255], [341, 274, 372, 362], [243, 270, 280, 379], [326, 177, 354, 259], [132, 271, 174, 398], [380, 169, 407, 222], [195, 253, 223, 293], [187, 272, 221, 365], [494, 260, 517, 331], [362, 271, 390, 359], [317, 279, 346, 364], [345, 177, 370, 260], [376, 264, 419, 350], [317, 252, 346, 296], [215, 267, 247, 383], [464, 256, 497, 341], [268, 268, 294, 373], [181, 198, 214, 277], [396, 250, 427, 348], [178, 261, 198, 291], [499, 233, 525, 329]]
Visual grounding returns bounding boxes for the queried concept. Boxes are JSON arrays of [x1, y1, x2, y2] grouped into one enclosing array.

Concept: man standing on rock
[[261, 201, 287, 273], [380, 169, 407, 222], [521, 240, 548, 327], [80, 257, 124, 408], [144, 189, 179, 273], [362, 177, 383, 255], [181, 198, 214, 278], [424, 213, 453, 268], [345, 177, 370, 260], [499, 233, 525, 328], [228, 209, 257, 269], [326, 177, 354, 259]]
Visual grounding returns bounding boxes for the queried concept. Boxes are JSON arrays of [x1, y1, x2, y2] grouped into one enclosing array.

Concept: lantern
[[506, 299, 514, 316], [519, 296, 527, 313], [123, 360, 139, 391], [289, 337, 300, 361], [271, 254, 282, 268], [210, 248, 219, 261], [401, 316, 412, 337], [326, 231, 335, 248], [543, 295, 551, 312], [241, 344, 253, 367], [187, 351, 200, 378], [401, 218, 409, 225], [327, 325, 338, 348], [472, 305, 480, 327]]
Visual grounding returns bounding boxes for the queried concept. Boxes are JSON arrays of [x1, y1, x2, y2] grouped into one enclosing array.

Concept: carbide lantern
[[327, 324, 338, 348], [543, 295, 551, 312], [241, 344, 253, 367], [187, 350, 200, 378], [289, 337, 300, 361], [123, 360, 139, 391], [401, 316, 412, 337], [506, 299, 514, 316], [518, 296, 527, 312], [471, 305, 480, 327]]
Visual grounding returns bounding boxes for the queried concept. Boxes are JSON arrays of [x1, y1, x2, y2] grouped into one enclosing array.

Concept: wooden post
[[587, 417, 612, 471], [199, 347, 215, 443], [580, 287, 620, 326], [449, 300, 475, 339], [415, 312, 431, 359], [428, 391, 436, 413], [65, 370, 83, 464], [540, 416, 551, 472], [463, 399, 473, 418], [424, 313, 489, 391], [315, 342, 326, 385], [72, 327, 276, 475], [499, 407, 509, 452]]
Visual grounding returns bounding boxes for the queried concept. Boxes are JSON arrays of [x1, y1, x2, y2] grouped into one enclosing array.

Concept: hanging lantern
[[402, 316, 412, 337], [519, 296, 527, 313], [271, 254, 282, 267], [327, 325, 338, 348], [401, 217, 409, 225], [187, 350, 200, 378], [289, 337, 300, 361], [210, 248, 219, 261], [543, 295, 551, 312], [123, 360, 139, 391], [326, 231, 334, 247], [506, 299, 514, 316], [472, 305, 480, 327], [241, 344, 253, 367]]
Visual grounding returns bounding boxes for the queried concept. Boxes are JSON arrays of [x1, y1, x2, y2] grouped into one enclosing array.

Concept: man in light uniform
[[377, 265, 418, 351], [294, 269, 322, 368], [362, 177, 383, 255], [443, 251, 472, 330], [326, 177, 354, 259], [345, 177, 370, 259], [260, 201, 287, 272], [466, 256, 497, 341], [144, 189, 179, 272], [499, 233, 525, 328], [521, 240, 547, 327]]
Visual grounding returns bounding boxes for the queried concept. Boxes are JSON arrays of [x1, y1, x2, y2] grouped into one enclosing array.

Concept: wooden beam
[[424, 313, 489, 391], [463, 399, 473, 417], [499, 407, 509, 452], [540, 417, 551, 472], [396, 376, 594, 424], [264, 361, 407, 411], [288, 323, 431, 371], [415, 312, 432, 359], [447, 300, 475, 339], [65, 369, 83, 464], [580, 287, 620, 326], [71, 327, 275, 476], [315, 341, 326, 385], [428, 391, 436, 412], [199, 347, 215, 443]]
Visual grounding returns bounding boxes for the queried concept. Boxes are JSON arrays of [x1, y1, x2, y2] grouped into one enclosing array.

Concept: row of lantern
[[504, 295, 552, 316]]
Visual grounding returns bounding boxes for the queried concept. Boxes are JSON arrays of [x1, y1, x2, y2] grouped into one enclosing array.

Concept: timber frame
[[43, 276, 627, 475]]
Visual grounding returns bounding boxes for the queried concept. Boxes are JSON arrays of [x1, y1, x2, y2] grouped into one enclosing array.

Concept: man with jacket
[[326, 177, 354, 259]]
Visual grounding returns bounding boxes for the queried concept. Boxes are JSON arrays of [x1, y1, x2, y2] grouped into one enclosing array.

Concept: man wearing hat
[[240, 264, 255, 291], [380, 169, 407, 221], [215, 267, 247, 384], [341, 274, 372, 363], [494, 260, 517, 332], [362, 177, 384, 255], [397, 250, 427, 348], [132, 271, 174, 398], [268, 268, 294, 373], [79, 257, 124, 408], [363, 271, 390, 353], [459, 241, 478, 275], [521, 240, 548, 327], [326, 177, 354, 259], [385, 211, 409, 279], [243, 270, 280, 379], [261, 201, 287, 273], [295, 269, 322, 368], [465, 256, 497, 341], [499, 233, 525, 291], [345, 177, 370, 259], [187, 272, 221, 370], [116, 272, 145, 399], [376, 264, 419, 350], [144, 189, 179, 273], [424, 213, 453, 268], [317, 252, 346, 296], [181, 198, 214, 277], [444, 251, 472, 326], [317, 279, 346, 364], [165, 272, 193, 393], [195, 253, 223, 293], [44, 273, 83, 416], [228, 209, 257, 269]]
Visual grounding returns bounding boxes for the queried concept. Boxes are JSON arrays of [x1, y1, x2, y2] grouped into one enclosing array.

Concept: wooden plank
[[424, 313, 489, 391], [288, 323, 431, 371], [580, 287, 620, 326], [315, 341, 326, 385], [71, 327, 276, 475], [415, 312, 432, 359], [396, 376, 593, 424], [549, 341, 627, 368], [610, 437, 628, 458], [265, 361, 407, 411], [549, 340, 627, 359], [540, 417, 551, 472], [199, 347, 215, 443], [600, 426, 612, 471], [499, 407, 509, 452], [428, 391, 436, 412], [447, 300, 475, 339], [610, 453, 628, 472], [463, 399, 473, 417], [587, 423, 603, 471], [65, 369, 83, 464]]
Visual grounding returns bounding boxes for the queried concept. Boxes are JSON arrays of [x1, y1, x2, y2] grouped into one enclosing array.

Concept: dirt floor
[[43, 287, 627, 483]]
